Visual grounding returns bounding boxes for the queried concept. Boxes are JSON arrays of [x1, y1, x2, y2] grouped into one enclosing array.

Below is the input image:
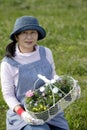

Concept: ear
[[15, 35, 18, 41]]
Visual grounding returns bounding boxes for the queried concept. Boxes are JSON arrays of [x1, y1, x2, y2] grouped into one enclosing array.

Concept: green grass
[[0, 0, 87, 129]]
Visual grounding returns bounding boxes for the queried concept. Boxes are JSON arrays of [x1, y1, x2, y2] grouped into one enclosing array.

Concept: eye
[[21, 31, 27, 34], [31, 31, 36, 34]]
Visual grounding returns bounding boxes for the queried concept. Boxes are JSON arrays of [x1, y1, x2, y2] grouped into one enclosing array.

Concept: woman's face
[[16, 30, 38, 53]]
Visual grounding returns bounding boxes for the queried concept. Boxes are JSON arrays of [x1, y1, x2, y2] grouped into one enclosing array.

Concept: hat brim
[[10, 25, 46, 41]]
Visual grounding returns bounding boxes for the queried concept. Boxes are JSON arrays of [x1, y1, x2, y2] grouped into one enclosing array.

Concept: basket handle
[[33, 74, 51, 91], [37, 74, 51, 84]]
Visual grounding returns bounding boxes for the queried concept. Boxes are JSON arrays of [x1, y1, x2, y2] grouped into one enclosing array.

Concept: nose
[[26, 33, 32, 39]]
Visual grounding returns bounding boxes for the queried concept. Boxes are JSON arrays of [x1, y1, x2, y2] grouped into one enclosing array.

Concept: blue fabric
[[21, 124, 50, 130], [4, 46, 69, 130], [47, 111, 69, 130], [48, 124, 68, 130], [22, 124, 68, 130]]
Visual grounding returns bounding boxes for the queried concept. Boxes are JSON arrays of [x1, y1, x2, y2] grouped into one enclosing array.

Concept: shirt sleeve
[[0, 61, 20, 110], [45, 47, 56, 77]]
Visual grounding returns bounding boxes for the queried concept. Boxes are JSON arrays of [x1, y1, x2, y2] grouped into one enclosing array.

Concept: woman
[[1, 16, 69, 130]]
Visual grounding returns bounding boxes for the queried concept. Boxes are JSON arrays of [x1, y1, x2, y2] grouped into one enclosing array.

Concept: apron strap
[[2, 57, 21, 67], [39, 46, 46, 59]]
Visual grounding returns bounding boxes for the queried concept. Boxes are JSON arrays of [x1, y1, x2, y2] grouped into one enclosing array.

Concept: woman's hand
[[21, 111, 44, 125], [14, 105, 44, 125]]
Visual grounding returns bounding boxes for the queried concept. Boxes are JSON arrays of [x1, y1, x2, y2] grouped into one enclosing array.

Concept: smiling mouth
[[26, 41, 33, 44]]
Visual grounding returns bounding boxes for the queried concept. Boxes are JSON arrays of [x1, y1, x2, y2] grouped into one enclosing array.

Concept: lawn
[[0, 0, 87, 130]]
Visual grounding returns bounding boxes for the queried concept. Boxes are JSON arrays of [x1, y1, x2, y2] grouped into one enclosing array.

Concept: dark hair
[[5, 41, 17, 58]]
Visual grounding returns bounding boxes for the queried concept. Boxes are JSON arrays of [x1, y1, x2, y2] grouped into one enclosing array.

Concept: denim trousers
[[21, 124, 68, 130]]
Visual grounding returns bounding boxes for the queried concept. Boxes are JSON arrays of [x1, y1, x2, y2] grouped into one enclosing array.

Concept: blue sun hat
[[10, 16, 46, 41]]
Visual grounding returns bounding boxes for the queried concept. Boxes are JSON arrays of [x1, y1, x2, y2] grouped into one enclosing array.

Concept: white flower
[[52, 87, 59, 93], [40, 86, 45, 92], [51, 79, 56, 84], [34, 102, 38, 106], [54, 75, 62, 81], [59, 93, 62, 97]]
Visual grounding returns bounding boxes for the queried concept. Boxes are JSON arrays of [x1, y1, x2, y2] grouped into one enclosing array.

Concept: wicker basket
[[25, 75, 80, 122]]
